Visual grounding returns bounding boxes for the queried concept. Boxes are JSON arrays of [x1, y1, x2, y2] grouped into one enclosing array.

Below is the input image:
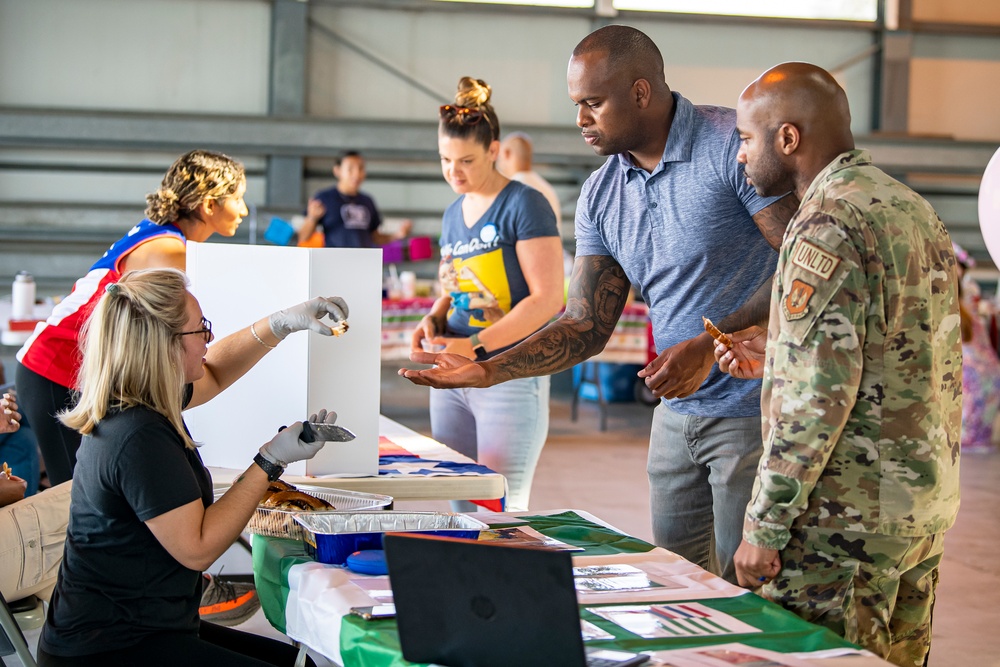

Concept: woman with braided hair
[[16, 150, 248, 486], [408, 77, 564, 511]]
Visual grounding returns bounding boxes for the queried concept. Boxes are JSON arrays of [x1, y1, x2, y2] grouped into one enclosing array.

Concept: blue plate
[[346, 549, 388, 576]]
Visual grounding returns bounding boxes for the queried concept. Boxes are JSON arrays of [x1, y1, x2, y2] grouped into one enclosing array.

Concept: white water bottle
[[400, 271, 416, 299], [11, 271, 35, 320]]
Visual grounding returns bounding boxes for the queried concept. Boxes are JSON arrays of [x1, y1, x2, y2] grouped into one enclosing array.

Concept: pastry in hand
[[702, 316, 733, 349]]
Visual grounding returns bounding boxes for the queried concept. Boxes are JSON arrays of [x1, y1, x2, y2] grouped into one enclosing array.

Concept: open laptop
[[383, 533, 650, 667]]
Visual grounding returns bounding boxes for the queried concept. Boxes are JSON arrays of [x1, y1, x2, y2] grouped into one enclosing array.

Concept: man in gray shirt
[[401, 25, 796, 583]]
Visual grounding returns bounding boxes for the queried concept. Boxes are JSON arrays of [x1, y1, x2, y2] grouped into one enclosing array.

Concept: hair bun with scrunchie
[[455, 77, 492, 109]]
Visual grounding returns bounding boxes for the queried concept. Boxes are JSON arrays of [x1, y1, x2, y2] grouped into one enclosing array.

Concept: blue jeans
[[430, 376, 550, 512], [647, 403, 762, 584]]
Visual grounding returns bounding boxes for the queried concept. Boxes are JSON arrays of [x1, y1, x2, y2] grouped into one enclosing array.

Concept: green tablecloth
[[252, 511, 859, 666]]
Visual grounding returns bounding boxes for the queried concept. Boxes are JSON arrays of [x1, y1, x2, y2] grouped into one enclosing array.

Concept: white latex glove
[[258, 422, 324, 466], [269, 296, 350, 341], [308, 408, 338, 427]]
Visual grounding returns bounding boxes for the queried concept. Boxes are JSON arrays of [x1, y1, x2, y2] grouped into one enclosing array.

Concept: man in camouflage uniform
[[714, 62, 962, 666]]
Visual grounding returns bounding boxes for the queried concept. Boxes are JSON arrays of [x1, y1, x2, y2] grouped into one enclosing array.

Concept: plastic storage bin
[[572, 362, 644, 403], [293, 511, 487, 564]]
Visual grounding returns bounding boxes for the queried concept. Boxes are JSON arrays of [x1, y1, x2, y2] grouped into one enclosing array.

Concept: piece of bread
[[260, 479, 297, 504], [261, 490, 335, 511]]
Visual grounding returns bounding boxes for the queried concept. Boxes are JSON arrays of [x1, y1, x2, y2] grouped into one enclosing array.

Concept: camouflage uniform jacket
[[744, 150, 962, 550]]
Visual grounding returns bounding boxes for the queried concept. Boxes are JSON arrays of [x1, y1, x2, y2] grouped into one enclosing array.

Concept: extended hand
[[714, 326, 767, 380], [0, 474, 27, 507], [410, 314, 442, 353], [398, 351, 489, 388], [734, 539, 781, 589], [306, 198, 326, 221], [637, 333, 715, 399], [269, 296, 350, 340], [0, 392, 20, 434]]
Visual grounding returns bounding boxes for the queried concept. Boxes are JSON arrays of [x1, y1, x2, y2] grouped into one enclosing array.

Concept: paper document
[[581, 619, 615, 642], [587, 603, 759, 639], [646, 642, 815, 666]]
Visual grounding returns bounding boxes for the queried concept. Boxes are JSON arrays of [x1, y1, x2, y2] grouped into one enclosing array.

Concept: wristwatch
[[470, 332, 488, 361], [253, 452, 285, 482]]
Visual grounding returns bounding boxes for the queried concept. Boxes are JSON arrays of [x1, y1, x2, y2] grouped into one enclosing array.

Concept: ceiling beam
[[2, 107, 996, 175]]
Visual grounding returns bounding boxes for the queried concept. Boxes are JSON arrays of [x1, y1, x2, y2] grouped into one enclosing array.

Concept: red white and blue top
[[17, 219, 186, 389]]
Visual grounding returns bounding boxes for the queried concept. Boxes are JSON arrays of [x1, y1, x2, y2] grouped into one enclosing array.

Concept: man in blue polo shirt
[[400, 25, 797, 584]]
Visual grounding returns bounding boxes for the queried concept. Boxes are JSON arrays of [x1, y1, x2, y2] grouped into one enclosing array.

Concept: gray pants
[[647, 403, 762, 584]]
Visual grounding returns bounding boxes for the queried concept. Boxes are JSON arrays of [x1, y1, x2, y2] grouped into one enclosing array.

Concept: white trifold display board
[[184, 242, 382, 476]]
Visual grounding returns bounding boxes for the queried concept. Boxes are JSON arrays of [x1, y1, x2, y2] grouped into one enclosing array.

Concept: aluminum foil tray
[[216, 485, 393, 540], [293, 511, 488, 565]]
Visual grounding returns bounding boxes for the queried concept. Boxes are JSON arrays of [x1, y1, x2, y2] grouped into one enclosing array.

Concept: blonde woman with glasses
[[407, 77, 564, 512], [37, 268, 344, 666]]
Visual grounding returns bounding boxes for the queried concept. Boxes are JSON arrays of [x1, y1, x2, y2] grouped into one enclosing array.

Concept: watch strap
[[253, 452, 285, 482], [470, 332, 488, 361]]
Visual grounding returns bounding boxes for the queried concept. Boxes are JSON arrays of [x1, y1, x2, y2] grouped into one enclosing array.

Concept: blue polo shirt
[[575, 92, 779, 417]]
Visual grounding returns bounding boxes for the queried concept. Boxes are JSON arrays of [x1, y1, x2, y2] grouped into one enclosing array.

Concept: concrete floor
[[12, 364, 1000, 665]]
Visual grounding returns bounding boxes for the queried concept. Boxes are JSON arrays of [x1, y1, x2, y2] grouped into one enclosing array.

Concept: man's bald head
[[740, 62, 853, 153], [572, 25, 666, 88], [568, 25, 673, 166], [498, 132, 533, 174], [736, 62, 854, 199]]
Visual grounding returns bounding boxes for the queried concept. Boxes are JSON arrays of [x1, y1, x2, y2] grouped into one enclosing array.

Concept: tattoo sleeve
[[487, 255, 630, 384], [752, 194, 798, 251]]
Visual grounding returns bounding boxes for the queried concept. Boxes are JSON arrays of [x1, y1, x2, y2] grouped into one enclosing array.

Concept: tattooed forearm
[[487, 256, 630, 383], [752, 194, 798, 250]]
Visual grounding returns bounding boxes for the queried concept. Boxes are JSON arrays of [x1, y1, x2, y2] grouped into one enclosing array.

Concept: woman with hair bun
[[409, 77, 564, 511], [17, 149, 248, 486]]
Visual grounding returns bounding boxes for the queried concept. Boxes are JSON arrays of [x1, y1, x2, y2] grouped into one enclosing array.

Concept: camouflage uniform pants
[[762, 527, 945, 667]]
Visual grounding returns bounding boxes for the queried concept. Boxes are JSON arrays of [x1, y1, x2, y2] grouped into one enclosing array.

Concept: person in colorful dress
[[955, 243, 1000, 453]]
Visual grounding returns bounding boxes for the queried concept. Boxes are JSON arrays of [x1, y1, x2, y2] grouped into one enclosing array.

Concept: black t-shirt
[[40, 388, 213, 656]]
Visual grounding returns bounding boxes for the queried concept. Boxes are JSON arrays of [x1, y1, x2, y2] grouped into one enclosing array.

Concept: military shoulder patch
[[790, 238, 841, 280], [783, 279, 815, 320]]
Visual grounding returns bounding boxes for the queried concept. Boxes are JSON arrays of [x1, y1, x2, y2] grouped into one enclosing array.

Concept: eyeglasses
[[439, 105, 488, 127], [177, 317, 212, 343]]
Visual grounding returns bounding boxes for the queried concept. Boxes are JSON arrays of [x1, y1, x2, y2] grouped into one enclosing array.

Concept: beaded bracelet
[[250, 322, 276, 349]]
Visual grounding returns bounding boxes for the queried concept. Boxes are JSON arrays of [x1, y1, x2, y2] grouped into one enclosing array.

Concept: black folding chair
[[0, 589, 37, 667]]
